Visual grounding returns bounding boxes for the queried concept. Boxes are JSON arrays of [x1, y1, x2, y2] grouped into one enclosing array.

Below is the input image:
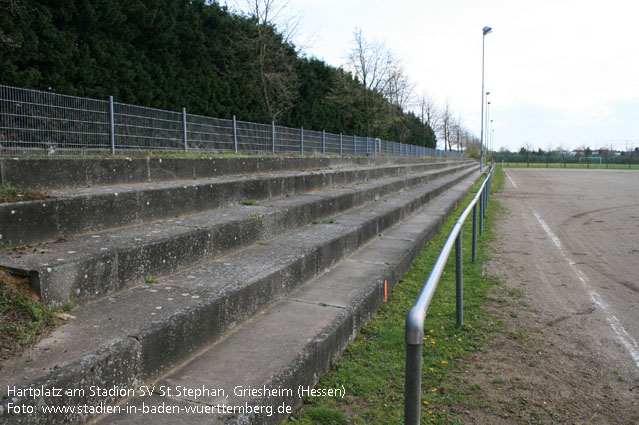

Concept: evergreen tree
[[0, 0, 436, 147]]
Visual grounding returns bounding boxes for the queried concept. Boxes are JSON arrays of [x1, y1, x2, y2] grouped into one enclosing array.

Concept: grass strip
[[284, 166, 505, 425]]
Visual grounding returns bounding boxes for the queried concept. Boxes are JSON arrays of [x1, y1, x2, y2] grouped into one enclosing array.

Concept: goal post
[[578, 156, 602, 164]]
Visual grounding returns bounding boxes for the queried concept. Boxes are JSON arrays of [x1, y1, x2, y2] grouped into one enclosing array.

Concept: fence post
[[322, 130, 326, 155], [340, 133, 343, 155], [233, 115, 238, 154], [109, 96, 115, 155], [300, 127, 304, 155], [182, 107, 188, 152], [366, 137, 369, 155], [272, 121, 276, 154], [455, 231, 463, 327], [353, 135, 356, 155]]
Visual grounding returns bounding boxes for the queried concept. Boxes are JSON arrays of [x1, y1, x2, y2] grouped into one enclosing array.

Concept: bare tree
[[417, 91, 439, 147], [439, 100, 453, 151], [385, 61, 414, 110], [452, 117, 464, 153], [418, 91, 439, 130], [234, 0, 300, 123], [347, 28, 395, 136]]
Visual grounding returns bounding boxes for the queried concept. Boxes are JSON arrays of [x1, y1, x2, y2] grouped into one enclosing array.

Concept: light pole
[[480, 26, 492, 172]]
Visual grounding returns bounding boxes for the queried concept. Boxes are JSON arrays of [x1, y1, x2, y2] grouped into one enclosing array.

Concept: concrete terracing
[[0, 156, 480, 424]]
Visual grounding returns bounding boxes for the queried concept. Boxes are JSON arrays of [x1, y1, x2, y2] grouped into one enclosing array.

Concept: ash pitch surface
[[453, 167, 639, 424], [503, 168, 639, 379]]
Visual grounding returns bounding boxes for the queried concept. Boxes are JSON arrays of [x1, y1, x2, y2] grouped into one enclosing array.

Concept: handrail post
[[472, 204, 478, 262], [482, 185, 487, 218], [479, 192, 484, 235], [300, 127, 304, 155], [455, 231, 463, 327], [404, 343, 422, 425]]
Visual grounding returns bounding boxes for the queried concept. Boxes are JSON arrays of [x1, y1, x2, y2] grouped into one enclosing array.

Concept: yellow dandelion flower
[[440, 326, 445, 330], [429, 329, 435, 333], [441, 360, 448, 365], [423, 401, 429, 405], [431, 340, 436, 344], [431, 388, 437, 392], [428, 367, 434, 371], [457, 338, 463, 342], [428, 410, 433, 414]]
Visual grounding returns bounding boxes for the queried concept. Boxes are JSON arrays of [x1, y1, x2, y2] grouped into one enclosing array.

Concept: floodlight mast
[[480, 26, 492, 172]]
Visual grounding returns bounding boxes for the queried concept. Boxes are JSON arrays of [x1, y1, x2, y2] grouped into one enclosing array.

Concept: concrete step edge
[[1, 156, 459, 191]]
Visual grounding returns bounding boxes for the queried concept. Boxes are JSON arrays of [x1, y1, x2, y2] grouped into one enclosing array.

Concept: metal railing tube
[[404, 164, 494, 425]]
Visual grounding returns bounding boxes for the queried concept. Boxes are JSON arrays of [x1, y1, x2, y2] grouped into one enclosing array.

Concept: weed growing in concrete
[[0, 183, 53, 203], [0, 270, 64, 357]]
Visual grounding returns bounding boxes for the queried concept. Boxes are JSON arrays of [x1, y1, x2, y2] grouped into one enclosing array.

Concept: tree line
[[0, 0, 439, 148]]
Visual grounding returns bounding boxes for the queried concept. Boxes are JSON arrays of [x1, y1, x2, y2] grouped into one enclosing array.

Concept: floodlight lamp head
[[483, 26, 493, 35]]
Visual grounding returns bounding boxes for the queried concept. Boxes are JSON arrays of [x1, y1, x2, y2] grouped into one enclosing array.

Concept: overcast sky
[[235, 0, 639, 152]]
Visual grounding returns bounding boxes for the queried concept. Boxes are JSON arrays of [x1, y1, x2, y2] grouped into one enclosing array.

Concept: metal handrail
[[404, 163, 495, 425]]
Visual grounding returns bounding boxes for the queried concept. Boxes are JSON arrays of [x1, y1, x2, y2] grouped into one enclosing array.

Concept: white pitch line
[[532, 210, 639, 371], [505, 171, 518, 189]]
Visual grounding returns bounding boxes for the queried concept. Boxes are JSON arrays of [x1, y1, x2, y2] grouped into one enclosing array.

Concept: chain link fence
[[1, 84, 461, 158], [493, 153, 639, 169]]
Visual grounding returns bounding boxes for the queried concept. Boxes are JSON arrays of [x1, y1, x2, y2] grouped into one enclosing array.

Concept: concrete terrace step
[[0, 163, 475, 305], [0, 159, 472, 247], [96, 174, 478, 425], [0, 165, 480, 425], [0, 156, 444, 191]]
